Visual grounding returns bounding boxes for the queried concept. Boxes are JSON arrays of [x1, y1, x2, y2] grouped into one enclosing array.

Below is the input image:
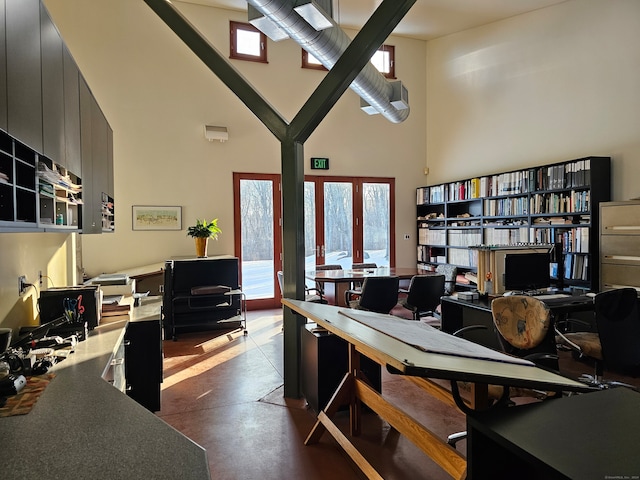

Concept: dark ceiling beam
[[289, 0, 417, 143]]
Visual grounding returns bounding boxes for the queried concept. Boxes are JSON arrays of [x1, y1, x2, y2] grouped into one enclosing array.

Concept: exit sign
[[311, 157, 329, 170]]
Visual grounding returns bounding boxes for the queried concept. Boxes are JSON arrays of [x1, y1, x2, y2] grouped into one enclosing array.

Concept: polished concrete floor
[[157, 309, 640, 480]]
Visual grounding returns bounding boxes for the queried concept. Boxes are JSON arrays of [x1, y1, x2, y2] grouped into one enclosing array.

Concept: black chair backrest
[[594, 288, 640, 370], [315, 264, 342, 271], [406, 275, 445, 312], [352, 263, 377, 269], [358, 276, 400, 314]]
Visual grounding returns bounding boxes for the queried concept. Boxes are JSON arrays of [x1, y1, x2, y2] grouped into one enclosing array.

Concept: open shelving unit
[[0, 129, 82, 231], [416, 156, 611, 292]]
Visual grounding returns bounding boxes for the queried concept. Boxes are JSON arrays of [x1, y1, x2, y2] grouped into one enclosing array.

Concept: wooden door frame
[[233, 172, 282, 310]]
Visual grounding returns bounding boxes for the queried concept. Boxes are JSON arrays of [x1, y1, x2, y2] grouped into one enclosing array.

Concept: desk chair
[[448, 295, 560, 448], [344, 276, 400, 314], [277, 271, 327, 304], [395, 274, 445, 321], [350, 263, 377, 291], [351, 263, 377, 269], [312, 264, 342, 300], [556, 288, 640, 388]]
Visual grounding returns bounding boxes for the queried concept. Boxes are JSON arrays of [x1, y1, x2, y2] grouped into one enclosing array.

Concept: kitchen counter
[[0, 298, 210, 480]]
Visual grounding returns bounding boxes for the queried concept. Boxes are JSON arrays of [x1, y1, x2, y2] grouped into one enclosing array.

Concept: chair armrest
[[452, 324, 488, 337], [555, 317, 591, 332], [524, 352, 559, 363], [344, 288, 362, 305]]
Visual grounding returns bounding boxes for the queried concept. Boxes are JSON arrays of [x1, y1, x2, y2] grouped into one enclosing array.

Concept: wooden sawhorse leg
[[304, 344, 467, 480]]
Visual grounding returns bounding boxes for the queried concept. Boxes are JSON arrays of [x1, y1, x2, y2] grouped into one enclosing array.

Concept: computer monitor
[[503, 252, 551, 292]]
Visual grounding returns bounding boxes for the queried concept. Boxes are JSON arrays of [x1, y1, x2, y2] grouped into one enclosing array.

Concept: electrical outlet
[[39, 270, 43, 287], [404, 234, 410, 240], [18, 275, 27, 295]]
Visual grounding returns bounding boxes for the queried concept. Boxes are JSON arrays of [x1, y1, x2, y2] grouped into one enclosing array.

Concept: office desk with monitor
[[440, 293, 595, 350], [306, 267, 423, 306], [282, 299, 591, 480]]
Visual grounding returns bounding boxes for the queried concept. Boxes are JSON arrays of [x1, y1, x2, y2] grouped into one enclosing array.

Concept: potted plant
[[187, 218, 222, 258]]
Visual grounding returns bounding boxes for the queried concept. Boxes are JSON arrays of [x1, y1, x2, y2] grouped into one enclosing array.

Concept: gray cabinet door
[[80, 75, 99, 233], [0, 0, 7, 131], [63, 45, 81, 176], [107, 125, 114, 197], [40, 2, 64, 165], [6, 0, 42, 152]]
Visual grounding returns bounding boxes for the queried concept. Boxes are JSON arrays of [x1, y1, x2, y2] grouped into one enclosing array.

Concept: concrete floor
[[156, 308, 640, 480]]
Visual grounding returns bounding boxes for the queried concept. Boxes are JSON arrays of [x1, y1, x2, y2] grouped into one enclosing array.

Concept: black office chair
[[313, 264, 342, 300], [351, 263, 377, 269], [556, 288, 640, 388], [277, 271, 327, 304], [396, 274, 445, 321], [349, 263, 377, 291], [344, 276, 400, 314]]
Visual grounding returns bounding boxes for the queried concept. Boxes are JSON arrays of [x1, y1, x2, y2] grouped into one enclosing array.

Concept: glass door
[[233, 173, 282, 310], [305, 176, 395, 269], [362, 181, 392, 267]]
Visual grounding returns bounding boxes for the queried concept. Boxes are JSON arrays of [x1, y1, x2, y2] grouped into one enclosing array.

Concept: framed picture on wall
[[132, 205, 182, 231]]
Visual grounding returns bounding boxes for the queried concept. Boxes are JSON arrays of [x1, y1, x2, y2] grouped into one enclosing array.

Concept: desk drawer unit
[[600, 201, 640, 291]]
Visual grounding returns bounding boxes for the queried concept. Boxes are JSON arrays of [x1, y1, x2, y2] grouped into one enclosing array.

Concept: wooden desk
[[283, 299, 591, 480], [466, 387, 640, 479], [307, 267, 421, 306]]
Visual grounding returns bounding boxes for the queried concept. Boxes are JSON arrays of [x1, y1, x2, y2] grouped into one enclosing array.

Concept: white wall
[[425, 0, 640, 201], [42, 0, 428, 276]]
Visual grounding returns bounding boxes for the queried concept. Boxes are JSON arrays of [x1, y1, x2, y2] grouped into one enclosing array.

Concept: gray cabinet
[[600, 201, 640, 291], [40, 3, 64, 166], [0, 0, 7, 131], [63, 45, 81, 176], [0, 0, 112, 234], [6, 0, 42, 153], [80, 75, 114, 234], [40, 3, 65, 167]]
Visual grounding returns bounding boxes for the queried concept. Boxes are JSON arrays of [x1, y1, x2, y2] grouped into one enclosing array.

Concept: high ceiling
[[177, 0, 568, 40]]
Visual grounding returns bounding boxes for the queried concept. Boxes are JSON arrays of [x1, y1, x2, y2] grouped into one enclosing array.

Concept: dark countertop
[[0, 298, 210, 480]]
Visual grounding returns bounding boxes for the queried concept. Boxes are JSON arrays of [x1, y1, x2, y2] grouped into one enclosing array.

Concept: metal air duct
[[247, 0, 410, 123]]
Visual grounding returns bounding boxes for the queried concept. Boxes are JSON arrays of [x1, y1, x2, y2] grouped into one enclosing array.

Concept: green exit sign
[[311, 157, 329, 170]]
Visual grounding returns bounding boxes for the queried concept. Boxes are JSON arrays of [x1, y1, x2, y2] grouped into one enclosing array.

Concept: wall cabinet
[[0, 0, 113, 234], [40, 2, 65, 165], [80, 75, 114, 234], [599, 201, 640, 292], [416, 157, 611, 292], [6, 0, 43, 153], [0, 0, 7, 131]]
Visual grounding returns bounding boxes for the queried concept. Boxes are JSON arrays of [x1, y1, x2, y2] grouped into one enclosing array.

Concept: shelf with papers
[[0, 129, 82, 231]]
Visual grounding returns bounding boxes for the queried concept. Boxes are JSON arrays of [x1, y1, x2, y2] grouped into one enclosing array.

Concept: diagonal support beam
[[143, 0, 288, 141], [290, 0, 416, 143], [142, 0, 415, 399]]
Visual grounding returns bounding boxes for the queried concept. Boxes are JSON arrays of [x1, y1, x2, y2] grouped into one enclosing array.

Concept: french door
[[233, 173, 282, 310], [305, 176, 395, 270], [234, 173, 394, 309]]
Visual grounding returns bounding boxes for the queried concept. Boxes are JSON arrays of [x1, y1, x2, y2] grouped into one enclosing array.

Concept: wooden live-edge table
[[282, 299, 592, 480]]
